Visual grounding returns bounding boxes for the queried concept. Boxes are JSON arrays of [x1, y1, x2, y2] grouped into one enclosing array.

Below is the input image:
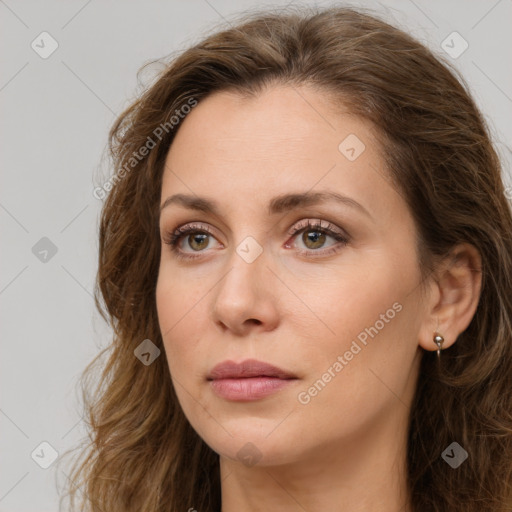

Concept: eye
[[285, 219, 349, 258], [162, 222, 221, 261], [162, 219, 350, 261]]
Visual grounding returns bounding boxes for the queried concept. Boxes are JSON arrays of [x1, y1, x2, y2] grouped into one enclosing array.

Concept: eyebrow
[[159, 190, 372, 219]]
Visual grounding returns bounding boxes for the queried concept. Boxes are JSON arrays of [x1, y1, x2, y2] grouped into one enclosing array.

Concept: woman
[[59, 5, 512, 512]]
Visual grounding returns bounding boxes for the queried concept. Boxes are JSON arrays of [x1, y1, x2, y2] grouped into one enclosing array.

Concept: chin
[[199, 424, 305, 468]]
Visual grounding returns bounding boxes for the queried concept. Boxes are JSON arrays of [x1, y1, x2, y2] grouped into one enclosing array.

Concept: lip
[[207, 358, 297, 380], [207, 359, 298, 401]]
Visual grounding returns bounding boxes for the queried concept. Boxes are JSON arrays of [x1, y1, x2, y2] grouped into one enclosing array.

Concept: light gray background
[[1, 1, 511, 510]]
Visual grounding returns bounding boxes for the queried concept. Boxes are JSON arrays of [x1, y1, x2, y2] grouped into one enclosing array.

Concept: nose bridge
[[217, 236, 268, 302], [211, 233, 277, 330]]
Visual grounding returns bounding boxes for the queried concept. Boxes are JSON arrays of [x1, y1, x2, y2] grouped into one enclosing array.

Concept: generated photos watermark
[[93, 97, 198, 200], [297, 301, 403, 405]]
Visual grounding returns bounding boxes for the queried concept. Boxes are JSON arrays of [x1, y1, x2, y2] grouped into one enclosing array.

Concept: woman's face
[[156, 84, 428, 466]]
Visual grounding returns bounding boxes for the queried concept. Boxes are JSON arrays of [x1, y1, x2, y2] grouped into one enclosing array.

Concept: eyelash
[[162, 219, 350, 261]]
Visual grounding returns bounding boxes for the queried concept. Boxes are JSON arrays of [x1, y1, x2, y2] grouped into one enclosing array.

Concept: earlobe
[[418, 243, 482, 354]]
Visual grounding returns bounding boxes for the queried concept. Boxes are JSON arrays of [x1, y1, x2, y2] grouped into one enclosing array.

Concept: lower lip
[[209, 377, 296, 401]]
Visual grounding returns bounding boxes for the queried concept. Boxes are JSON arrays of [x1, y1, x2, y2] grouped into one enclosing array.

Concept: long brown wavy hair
[[57, 5, 512, 512]]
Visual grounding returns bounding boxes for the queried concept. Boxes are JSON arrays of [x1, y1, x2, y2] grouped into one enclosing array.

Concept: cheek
[[156, 272, 217, 441], [292, 254, 420, 384], [291, 261, 400, 338], [155, 270, 204, 372]]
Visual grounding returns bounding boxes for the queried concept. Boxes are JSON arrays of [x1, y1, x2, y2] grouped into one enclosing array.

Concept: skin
[[156, 84, 482, 512]]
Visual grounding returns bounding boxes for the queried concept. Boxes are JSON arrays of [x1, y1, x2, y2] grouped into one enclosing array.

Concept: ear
[[418, 243, 482, 353]]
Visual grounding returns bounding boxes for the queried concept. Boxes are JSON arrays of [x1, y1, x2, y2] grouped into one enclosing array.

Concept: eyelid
[[162, 222, 220, 246], [285, 218, 348, 239]]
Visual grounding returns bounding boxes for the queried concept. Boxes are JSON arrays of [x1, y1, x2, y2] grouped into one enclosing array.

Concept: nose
[[211, 247, 280, 336]]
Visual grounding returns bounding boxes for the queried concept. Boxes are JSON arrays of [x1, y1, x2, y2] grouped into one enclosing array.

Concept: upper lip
[[207, 359, 297, 380]]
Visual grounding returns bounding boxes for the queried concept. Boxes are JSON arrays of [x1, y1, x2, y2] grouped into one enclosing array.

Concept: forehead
[[165, 85, 372, 159], [160, 85, 393, 219]]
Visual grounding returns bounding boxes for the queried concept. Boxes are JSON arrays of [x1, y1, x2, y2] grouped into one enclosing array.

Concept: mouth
[[207, 359, 298, 401], [207, 358, 297, 380]]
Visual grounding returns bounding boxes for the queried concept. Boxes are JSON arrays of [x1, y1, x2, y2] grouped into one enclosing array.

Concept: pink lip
[[207, 359, 298, 401]]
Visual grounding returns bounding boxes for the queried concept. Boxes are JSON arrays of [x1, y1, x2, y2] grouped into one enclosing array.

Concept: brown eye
[[186, 233, 210, 251], [162, 223, 220, 261], [287, 219, 350, 258], [301, 230, 327, 249]]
